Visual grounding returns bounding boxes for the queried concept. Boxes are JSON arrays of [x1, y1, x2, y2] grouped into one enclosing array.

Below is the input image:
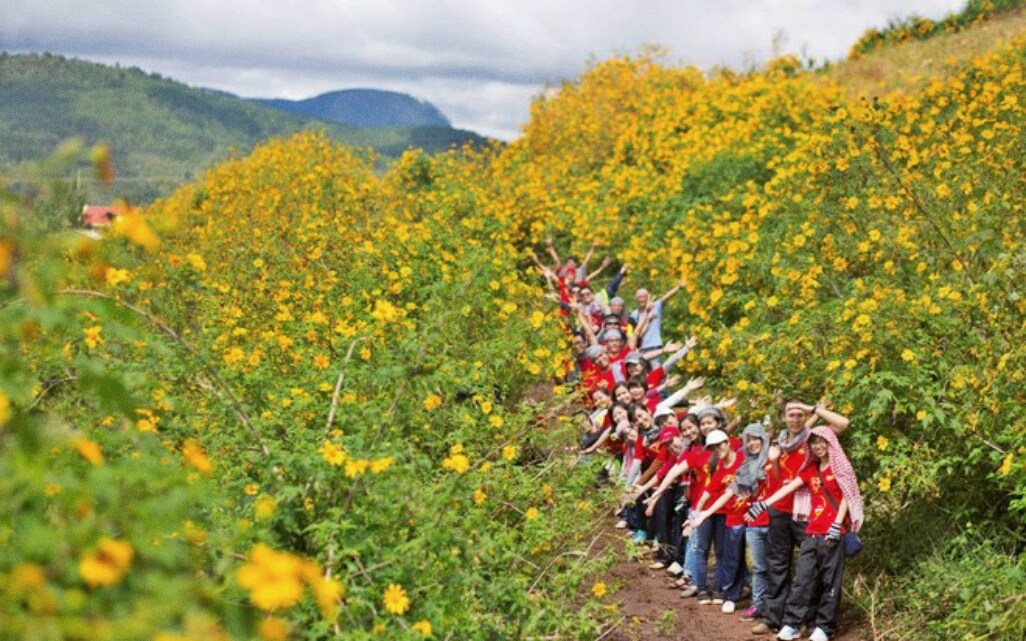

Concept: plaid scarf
[[811, 426, 865, 533], [778, 426, 812, 520]]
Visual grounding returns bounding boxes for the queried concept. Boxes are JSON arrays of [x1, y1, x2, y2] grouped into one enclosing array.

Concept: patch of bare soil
[[595, 526, 869, 641]]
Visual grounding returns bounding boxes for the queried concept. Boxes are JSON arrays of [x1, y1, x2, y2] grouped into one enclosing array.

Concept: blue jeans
[[686, 517, 714, 591], [747, 525, 770, 612], [717, 524, 747, 601], [688, 513, 728, 592]]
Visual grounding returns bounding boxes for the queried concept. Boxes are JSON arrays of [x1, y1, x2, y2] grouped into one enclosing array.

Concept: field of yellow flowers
[[4, 23, 1026, 641]]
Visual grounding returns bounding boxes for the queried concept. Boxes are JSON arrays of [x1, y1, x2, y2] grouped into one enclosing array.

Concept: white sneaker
[[665, 562, 683, 576], [721, 600, 736, 614], [808, 627, 829, 641], [614, 519, 628, 529], [776, 625, 800, 641]]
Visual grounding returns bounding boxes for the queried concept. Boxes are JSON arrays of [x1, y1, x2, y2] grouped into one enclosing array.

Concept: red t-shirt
[[581, 360, 617, 397], [647, 366, 666, 388], [683, 446, 712, 507], [800, 464, 847, 536], [767, 446, 808, 515], [725, 463, 774, 527], [633, 432, 648, 461], [705, 453, 743, 515], [644, 395, 660, 414], [656, 452, 677, 480]]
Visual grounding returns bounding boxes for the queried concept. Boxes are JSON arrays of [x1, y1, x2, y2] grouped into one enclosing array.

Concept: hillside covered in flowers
[[3, 22, 1026, 641]]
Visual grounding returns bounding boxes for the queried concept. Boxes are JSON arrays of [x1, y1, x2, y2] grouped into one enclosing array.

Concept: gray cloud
[[1, 0, 967, 139]]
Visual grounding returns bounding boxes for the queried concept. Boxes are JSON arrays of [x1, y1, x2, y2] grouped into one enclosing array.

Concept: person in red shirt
[[750, 400, 851, 636], [685, 429, 741, 605], [611, 382, 633, 406], [579, 345, 623, 398], [690, 423, 772, 616], [745, 426, 863, 641], [600, 328, 631, 364]]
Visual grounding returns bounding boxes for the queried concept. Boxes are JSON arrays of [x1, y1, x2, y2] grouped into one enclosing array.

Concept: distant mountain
[[253, 89, 451, 128], [0, 53, 489, 203]]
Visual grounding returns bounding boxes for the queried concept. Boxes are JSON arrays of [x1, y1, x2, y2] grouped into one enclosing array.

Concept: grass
[[822, 7, 1026, 98]]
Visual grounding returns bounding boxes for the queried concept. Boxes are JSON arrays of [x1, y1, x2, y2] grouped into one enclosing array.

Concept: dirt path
[[596, 525, 869, 641]]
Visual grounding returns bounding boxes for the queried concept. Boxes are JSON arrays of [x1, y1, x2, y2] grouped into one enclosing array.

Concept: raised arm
[[655, 377, 705, 413], [658, 279, 687, 304], [579, 240, 599, 274], [544, 236, 561, 266], [662, 336, 697, 371], [605, 263, 628, 298], [796, 401, 850, 435], [527, 248, 550, 273], [586, 256, 612, 283], [629, 306, 653, 349], [576, 305, 599, 346]]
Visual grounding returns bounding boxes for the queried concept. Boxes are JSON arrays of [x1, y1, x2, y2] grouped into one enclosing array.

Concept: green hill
[[0, 52, 489, 204], [252, 88, 452, 128]]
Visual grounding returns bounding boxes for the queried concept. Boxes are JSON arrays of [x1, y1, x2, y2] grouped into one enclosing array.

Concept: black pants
[[761, 508, 807, 628], [652, 490, 675, 559], [782, 536, 845, 635]]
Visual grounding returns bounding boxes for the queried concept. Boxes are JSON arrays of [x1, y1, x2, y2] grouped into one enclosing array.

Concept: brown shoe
[[751, 622, 772, 635]]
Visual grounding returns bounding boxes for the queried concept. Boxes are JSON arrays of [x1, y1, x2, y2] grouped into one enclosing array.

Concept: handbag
[[817, 467, 864, 558], [842, 532, 864, 558]]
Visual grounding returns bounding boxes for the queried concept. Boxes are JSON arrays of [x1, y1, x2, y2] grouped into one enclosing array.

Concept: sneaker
[[631, 530, 647, 543], [776, 625, 800, 641], [711, 593, 724, 605], [741, 605, 759, 621], [615, 519, 628, 529], [680, 585, 700, 598], [648, 560, 666, 570], [696, 591, 714, 605], [808, 627, 829, 641], [666, 562, 683, 576], [673, 576, 690, 588], [751, 622, 773, 635], [721, 600, 736, 614]]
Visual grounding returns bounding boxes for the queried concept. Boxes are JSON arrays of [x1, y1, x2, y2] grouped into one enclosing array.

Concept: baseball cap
[[704, 429, 729, 448]]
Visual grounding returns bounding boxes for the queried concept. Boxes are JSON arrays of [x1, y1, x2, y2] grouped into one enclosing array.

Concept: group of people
[[534, 240, 865, 641]]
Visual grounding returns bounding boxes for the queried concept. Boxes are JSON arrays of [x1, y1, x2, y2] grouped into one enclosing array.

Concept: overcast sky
[[2, 0, 967, 140]]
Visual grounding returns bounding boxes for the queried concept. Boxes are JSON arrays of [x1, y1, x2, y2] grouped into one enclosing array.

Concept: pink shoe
[[740, 605, 759, 621]]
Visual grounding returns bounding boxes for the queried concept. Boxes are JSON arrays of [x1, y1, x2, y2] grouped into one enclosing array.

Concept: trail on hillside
[[592, 524, 869, 641]]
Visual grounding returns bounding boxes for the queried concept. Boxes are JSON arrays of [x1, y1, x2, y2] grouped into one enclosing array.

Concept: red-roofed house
[[81, 205, 120, 228]]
